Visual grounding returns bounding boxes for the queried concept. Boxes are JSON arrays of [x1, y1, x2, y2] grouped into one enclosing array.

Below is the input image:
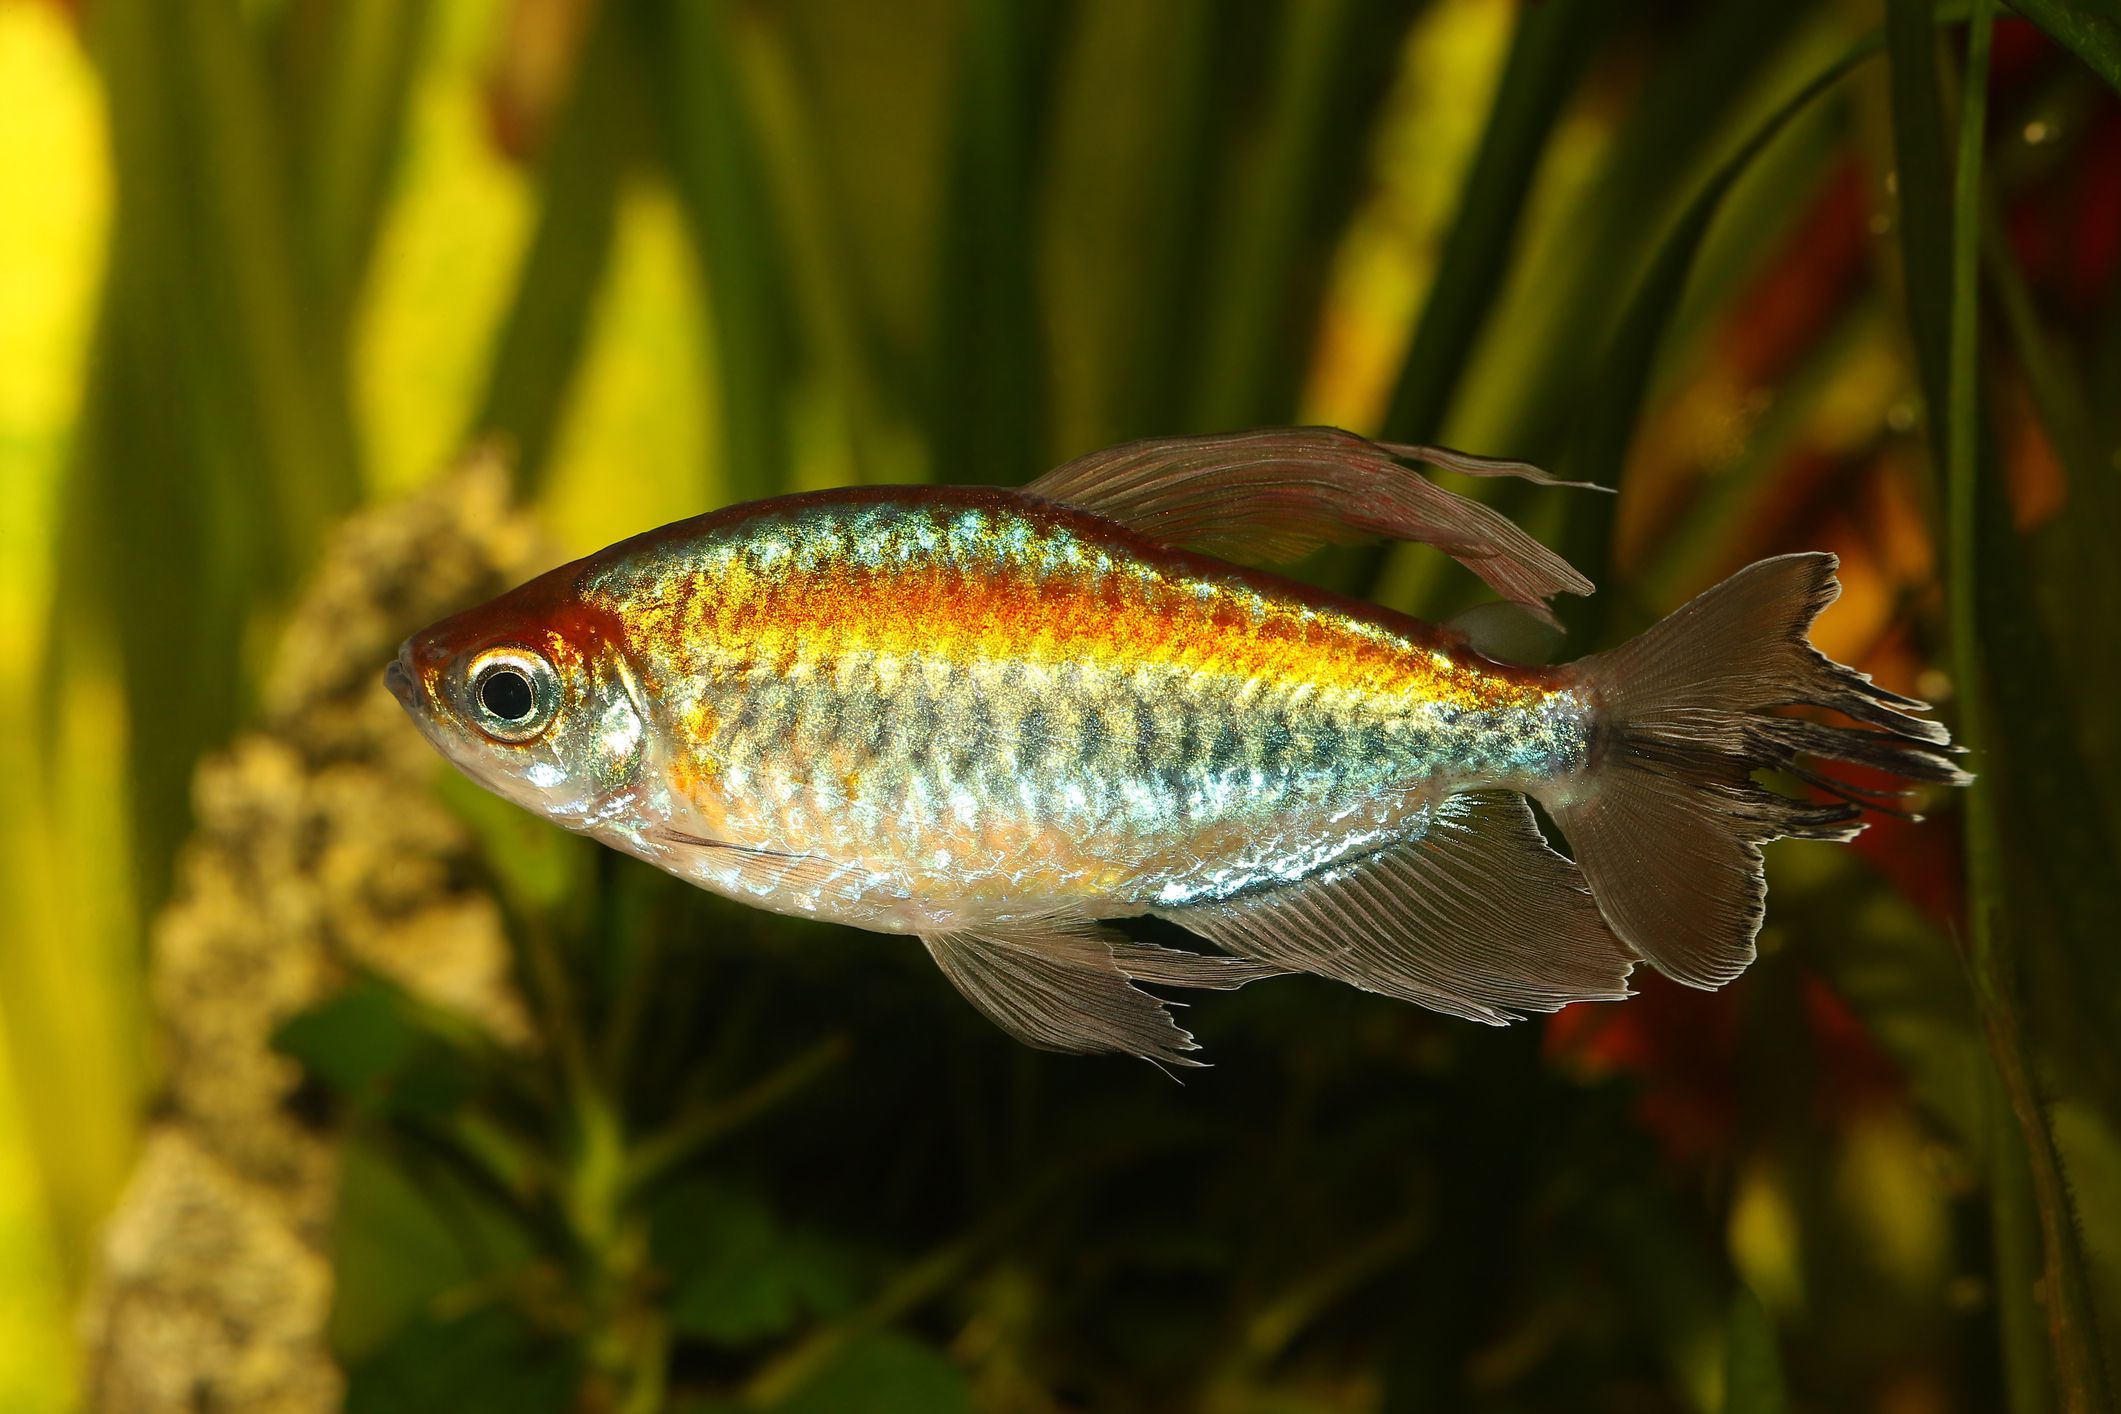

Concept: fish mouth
[[383, 645, 420, 712]]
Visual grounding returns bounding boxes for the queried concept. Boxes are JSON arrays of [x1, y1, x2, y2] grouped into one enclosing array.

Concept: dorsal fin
[[1021, 427, 1600, 628]]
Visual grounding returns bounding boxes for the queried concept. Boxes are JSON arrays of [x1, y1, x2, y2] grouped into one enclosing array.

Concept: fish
[[386, 428, 1968, 1064]]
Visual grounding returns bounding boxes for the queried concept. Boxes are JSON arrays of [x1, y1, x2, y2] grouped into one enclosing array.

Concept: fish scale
[[591, 494, 1582, 919]]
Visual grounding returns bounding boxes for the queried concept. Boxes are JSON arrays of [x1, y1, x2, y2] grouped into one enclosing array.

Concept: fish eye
[[466, 648, 559, 742], [480, 669, 534, 722]]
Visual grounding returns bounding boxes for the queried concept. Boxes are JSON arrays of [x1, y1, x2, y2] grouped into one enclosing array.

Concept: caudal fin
[[1545, 553, 1969, 990]]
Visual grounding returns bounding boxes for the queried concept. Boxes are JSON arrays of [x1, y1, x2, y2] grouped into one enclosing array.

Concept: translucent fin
[[1157, 793, 1635, 1025], [1445, 600, 1562, 665], [1550, 552, 1970, 989], [1104, 936, 1286, 990], [922, 920, 1274, 1064], [646, 826, 868, 907], [1022, 427, 1596, 628]]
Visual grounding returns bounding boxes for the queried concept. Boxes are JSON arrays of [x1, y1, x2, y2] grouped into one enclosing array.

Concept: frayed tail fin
[[1544, 553, 1969, 990]]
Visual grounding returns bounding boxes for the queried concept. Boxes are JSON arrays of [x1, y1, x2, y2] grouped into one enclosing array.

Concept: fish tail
[[1546, 552, 1969, 990]]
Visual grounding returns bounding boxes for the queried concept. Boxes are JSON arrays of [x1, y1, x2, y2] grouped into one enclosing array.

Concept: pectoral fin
[[921, 919, 1280, 1064], [646, 826, 867, 909], [1022, 427, 1598, 627]]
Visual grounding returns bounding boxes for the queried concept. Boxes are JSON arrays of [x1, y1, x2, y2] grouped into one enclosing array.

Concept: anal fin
[[1157, 792, 1634, 1024]]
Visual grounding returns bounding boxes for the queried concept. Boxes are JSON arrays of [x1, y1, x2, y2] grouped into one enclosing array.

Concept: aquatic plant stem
[[622, 1034, 849, 1198], [566, 1081, 666, 1414], [1944, 4, 2109, 1410], [511, 893, 665, 1409]]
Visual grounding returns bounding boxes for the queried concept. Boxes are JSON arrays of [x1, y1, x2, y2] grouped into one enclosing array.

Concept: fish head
[[387, 576, 650, 831]]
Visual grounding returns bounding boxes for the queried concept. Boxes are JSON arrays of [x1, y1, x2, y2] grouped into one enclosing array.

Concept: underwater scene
[[2, 0, 2119, 1410]]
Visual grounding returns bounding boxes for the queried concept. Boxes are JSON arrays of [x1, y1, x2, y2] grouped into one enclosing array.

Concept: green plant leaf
[[344, 1301, 576, 1414], [65, 0, 363, 910], [1041, 0, 1221, 450], [1940, 2, 2117, 1407], [328, 1138, 539, 1366], [274, 982, 430, 1098], [1784, 851, 1985, 1141], [767, 1330, 971, 1414], [1887, 0, 1957, 425], [1557, 26, 1888, 632], [1460, 3, 1816, 464], [1988, 1069, 2059, 1414], [640, 0, 800, 503], [278, 0, 430, 331], [1186, 0, 1414, 432], [473, 7, 631, 492], [435, 769, 601, 920], [1979, 206, 2121, 819], [653, 1181, 858, 1346], [1721, 1286, 1790, 1414], [927, 0, 1070, 484], [735, 13, 901, 485], [273, 979, 483, 1121], [1381, 0, 1604, 446], [90, 0, 361, 553], [2004, 0, 2121, 93]]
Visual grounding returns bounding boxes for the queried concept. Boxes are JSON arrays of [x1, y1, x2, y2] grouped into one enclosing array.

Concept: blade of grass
[[2097, 214, 2121, 449], [2003, 0, 2121, 93], [1887, 0, 1956, 426], [1103, 0, 1229, 444], [739, 1133, 1181, 1407], [1945, 4, 2115, 1409], [1187, 0, 1414, 433], [1459, 2, 1817, 465], [33, 0, 361, 1296], [928, 0, 1070, 484], [281, 0, 431, 332], [764, 0, 956, 456], [1977, 204, 2121, 1118], [733, 12, 895, 485], [85, 0, 353, 571], [1649, 26, 1856, 366], [622, 1035, 850, 1197], [1386, 5, 1836, 626], [164, 0, 364, 548], [18, 419, 153, 1295], [473, 8, 630, 494], [1042, 0, 1229, 450], [1232, 1212, 1425, 1371], [1381, 9, 1862, 623], [1895, 0, 2121, 1115], [1980, 203, 2121, 814], [1379, 0, 1603, 446], [1554, 29, 1890, 636], [1968, 903, 2118, 1408], [1988, 1066, 2057, 1414], [1636, 300, 1877, 605], [1721, 1286, 1790, 1414], [1360, 0, 1605, 607], [71, 0, 362, 909], [640, 0, 798, 503]]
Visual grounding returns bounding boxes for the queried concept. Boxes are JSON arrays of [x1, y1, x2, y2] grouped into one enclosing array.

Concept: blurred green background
[[4, 0, 2120, 1409]]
